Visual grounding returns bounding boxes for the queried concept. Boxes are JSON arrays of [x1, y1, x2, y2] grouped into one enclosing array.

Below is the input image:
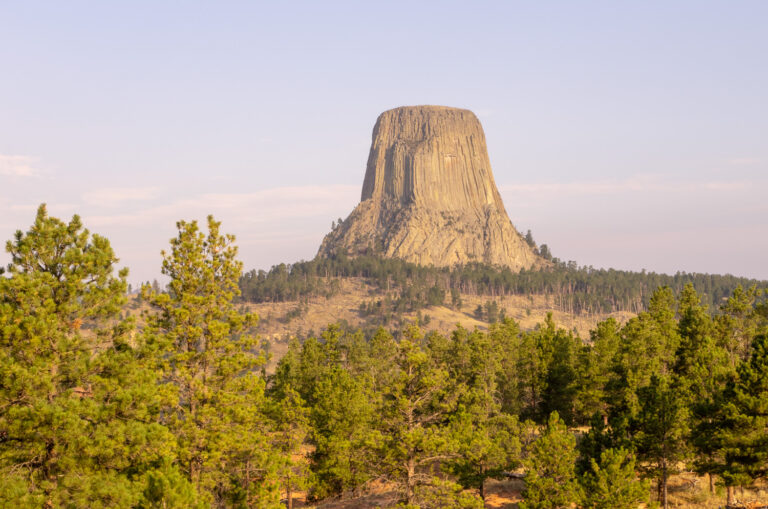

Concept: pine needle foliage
[[142, 216, 279, 507], [519, 411, 581, 509], [0, 205, 179, 507]]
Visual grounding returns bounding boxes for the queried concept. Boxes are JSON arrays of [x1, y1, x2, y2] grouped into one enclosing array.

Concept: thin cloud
[[500, 174, 759, 199], [77, 184, 361, 279], [499, 175, 667, 197], [81, 186, 162, 207], [728, 157, 761, 166], [702, 181, 749, 191], [0, 154, 41, 178], [201, 185, 358, 211], [84, 185, 359, 227]]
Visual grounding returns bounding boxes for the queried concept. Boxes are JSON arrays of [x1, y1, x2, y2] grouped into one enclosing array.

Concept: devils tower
[[318, 105, 539, 270]]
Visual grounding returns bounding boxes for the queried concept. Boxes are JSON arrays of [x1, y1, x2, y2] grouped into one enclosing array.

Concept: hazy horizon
[[2, 1, 767, 283]]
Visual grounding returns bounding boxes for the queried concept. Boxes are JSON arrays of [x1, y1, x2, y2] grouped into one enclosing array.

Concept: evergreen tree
[[514, 327, 547, 421], [142, 216, 279, 506], [607, 287, 680, 436], [574, 318, 621, 425], [539, 316, 580, 425], [539, 244, 552, 261], [575, 412, 616, 476], [439, 326, 522, 500], [450, 412, 521, 500], [412, 478, 484, 509], [491, 318, 528, 416], [674, 283, 715, 377], [580, 448, 648, 509], [715, 285, 764, 366], [714, 334, 768, 505], [687, 334, 732, 494], [0, 205, 183, 507], [270, 337, 302, 401], [295, 336, 327, 405], [309, 366, 379, 499], [633, 375, 688, 509], [379, 330, 461, 507], [675, 284, 733, 493], [269, 386, 310, 509], [366, 327, 399, 392], [524, 230, 536, 248], [520, 411, 581, 509]]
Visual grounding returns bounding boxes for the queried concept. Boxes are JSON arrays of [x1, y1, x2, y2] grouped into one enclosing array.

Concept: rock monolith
[[317, 105, 539, 270]]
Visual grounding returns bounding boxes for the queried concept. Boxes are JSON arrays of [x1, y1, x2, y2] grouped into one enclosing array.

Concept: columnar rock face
[[318, 105, 540, 270]]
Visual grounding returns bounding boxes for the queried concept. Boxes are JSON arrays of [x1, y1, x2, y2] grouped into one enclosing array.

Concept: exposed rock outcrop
[[318, 105, 540, 270]]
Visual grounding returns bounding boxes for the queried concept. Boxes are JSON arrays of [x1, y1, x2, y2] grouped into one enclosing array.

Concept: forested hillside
[[240, 252, 766, 318], [2, 207, 768, 508]]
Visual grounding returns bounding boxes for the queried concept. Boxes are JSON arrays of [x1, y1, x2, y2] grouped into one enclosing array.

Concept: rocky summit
[[318, 105, 540, 270]]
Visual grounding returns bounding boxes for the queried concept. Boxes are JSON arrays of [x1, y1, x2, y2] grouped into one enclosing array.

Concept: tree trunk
[[287, 479, 293, 509], [190, 458, 200, 489], [662, 460, 668, 509], [406, 458, 416, 505], [727, 485, 734, 506], [245, 460, 251, 503], [709, 473, 714, 494], [480, 478, 485, 500], [657, 478, 662, 504]]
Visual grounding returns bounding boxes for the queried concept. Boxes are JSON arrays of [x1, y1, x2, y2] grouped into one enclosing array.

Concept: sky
[[1, 1, 767, 284]]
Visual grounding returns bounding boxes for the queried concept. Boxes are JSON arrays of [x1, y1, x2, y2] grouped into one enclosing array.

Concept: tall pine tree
[[714, 333, 768, 505], [142, 216, 279, 506], [0, 205, 182, 507], [519, 411, 581, 509]]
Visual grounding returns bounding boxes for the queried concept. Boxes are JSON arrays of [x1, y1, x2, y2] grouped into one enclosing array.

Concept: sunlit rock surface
[[318, 105, 540, 270]]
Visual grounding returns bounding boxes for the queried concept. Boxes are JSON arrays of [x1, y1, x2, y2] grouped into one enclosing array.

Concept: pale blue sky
[[2, 1, 767, 283]]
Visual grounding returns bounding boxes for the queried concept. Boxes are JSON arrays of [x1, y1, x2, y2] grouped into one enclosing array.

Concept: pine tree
[[309, 366, 379, 499], [540, 317, 580, 425], [525, 230, 536, 248], [580, 448, 648, 509], [450, 412, 521, 500], [714, 333, 768, 505], [440, 326, 523, 500], [715, 285, 764, 366], [270, 336, 302, 401], [519, 411, 581, 509], [674, 284, 733, 493], [674, 283, 715, 377], [514, 327, 547, 421], [633, 374, 688, 509], [607, 287, 681, 436], [379, 331, 462, 506], [142, 216, 279, 506], [491, 318, 528, 416], [269, 386, 310, 509], [0, 205, 183, 507], [574, 318, 620, 424], [366, 327, 398, 392], [295, 335, 327, 405], [412, 478, 484, 509]]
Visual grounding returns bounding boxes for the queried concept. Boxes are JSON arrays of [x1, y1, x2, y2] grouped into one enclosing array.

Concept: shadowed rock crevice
[[318, 105, 540, 270]]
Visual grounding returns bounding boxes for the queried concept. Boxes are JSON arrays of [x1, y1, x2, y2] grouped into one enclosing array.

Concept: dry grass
[[242, 277, 635, 370], [290, 474, 768, 508], [285, 477, 524, 509], [663, 474, 768, 508], [127, 278, 634, 371], [483, 478, 524, 508]]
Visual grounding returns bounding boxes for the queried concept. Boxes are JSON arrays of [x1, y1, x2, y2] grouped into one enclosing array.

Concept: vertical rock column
[[318, 105, 539, 270]]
